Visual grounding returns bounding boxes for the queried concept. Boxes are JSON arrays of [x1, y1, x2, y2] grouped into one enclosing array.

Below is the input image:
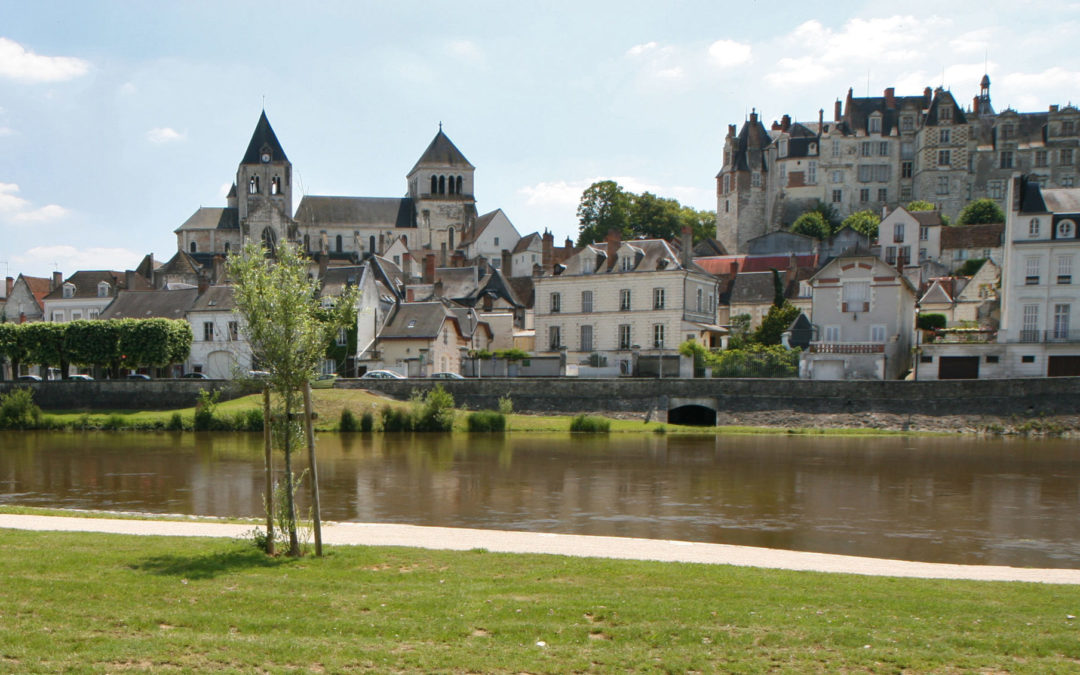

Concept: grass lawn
[[0, 530, 1077, 673]]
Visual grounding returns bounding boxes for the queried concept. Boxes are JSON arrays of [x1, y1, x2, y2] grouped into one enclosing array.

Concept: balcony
[[1016, 329, 1080, 344], [809, 341, 885, 354], [927, 328, 997, 344]]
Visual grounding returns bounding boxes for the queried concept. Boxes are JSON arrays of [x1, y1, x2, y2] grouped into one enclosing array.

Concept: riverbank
[[1, 517, 1078, 672]]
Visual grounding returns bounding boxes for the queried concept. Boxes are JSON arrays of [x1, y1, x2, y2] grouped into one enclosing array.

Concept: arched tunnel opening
[[667, 405, 717, 427]]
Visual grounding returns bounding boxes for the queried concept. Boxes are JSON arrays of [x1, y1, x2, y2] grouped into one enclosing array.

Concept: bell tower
[[237, 111, 294, 249], [406, 126, 476, 253]]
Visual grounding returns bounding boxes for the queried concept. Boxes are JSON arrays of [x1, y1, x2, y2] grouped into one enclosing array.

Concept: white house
[[800, 251, 917, 380], [877, 206, 943, 267], [186, 286, 252, 378], [460, 208, 520, 270]]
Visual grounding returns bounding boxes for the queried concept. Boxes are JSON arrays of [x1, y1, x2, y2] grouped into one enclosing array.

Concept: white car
[[360, 370, 407, 380]]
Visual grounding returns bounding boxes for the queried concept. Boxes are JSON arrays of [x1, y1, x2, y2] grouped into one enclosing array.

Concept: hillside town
[[3, 74, 1079, 382]]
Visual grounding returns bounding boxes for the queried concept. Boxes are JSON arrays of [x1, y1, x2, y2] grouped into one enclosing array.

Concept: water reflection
[[2, 431, 1079, 568]]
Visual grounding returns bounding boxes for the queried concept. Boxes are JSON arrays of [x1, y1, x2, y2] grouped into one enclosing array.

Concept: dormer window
[[1029, 218, 1041, 238], [940, 105, 953, 122], [779, 139, 788, 157], [869, 116, 881, 134], [62, 283, 75, 299], [620, 255, 633, 272], [1058, 220, 1076, 239], [97, 281, 110, 298]]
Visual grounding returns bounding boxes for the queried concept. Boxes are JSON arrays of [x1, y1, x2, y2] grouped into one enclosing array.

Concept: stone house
[[375, 301, 488, 376], [877, 207, 943, 267], [800, 251, 917, 380], [459, 208, 520, 271], [2, 273, 55, 324], [939, 222, 1004, 272], [186, 286, 252, 378]]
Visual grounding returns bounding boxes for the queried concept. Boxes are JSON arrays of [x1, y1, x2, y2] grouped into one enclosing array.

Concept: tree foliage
[[956, 199, 1005, 226], [20, 323, 68, 377], [906, 200, 936, 212], [576, 181, 716, 246], [0, 323, 28, 377], [117, 318, 192, 368], [707, 344, 800, 378], [65, 320, 122, 373], [842, 210, 881, 238], [752, 302, 802, 346], [790, 211, 830, 240]]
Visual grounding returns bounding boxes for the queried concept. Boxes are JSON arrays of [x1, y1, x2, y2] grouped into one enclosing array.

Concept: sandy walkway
[[2, 513, 1078, 585]]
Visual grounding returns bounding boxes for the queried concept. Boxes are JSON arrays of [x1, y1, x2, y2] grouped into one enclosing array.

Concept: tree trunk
[[283, 393, 301, 557], [303, 382, 322, 556], [262, 386, 275, 556]]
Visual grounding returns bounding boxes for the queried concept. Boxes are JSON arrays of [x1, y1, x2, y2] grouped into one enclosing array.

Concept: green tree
[[630, 191, 683, 242], [0, 323, 28, 380], [21, 322, 68, 379], [576, 180, 632, 246], [906, 200, 936, 212], [679, 206, 718, 245], [727, 314, 752, 349], [956, 199, 1005, 225], [228, 240, 358, 557], [842, 210, 881, 238], [752, 302, 801, 346], [790, 211, 830, 239], [116, 319, 192, 374]]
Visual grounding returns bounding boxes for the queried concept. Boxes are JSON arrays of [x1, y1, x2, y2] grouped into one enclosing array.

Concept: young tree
[[228, 240, 358, 556], [956, 199, 1005, 225], [906, 200, 937, 212], [790, 211, 830, 239], [841, 210, 881, 238]]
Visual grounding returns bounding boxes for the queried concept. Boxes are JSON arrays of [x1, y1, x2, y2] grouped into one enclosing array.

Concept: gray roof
[[729, 271, 778, 305], [1041, 187, 1080, 214], [513, 232, 542, 254], [434, 267, 480, 300], [158, 251, 203, 277], [241, 111, 288, 165], [189, 286, 236, 312], [175, 207, 239, 232], [295, 196, 415, 229], [380, 302, 456, 339], [319, 266, 364, 298], [43, 270, 133, 301], [99, 288, 198, 320], [409, 130, 474, 174]]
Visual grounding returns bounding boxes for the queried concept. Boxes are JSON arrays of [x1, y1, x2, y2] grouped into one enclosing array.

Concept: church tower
[[236, 111, 294, 252], [406, 126, 477, 257]]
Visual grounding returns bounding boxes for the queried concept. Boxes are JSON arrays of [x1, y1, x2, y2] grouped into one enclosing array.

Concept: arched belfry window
[[336, 234, 343, 253], [271, 176, 281, 195], [190, 241, 197, 253], [438, 175, 445, 194], [456, 176, 463, 194], [369, 235, 376, 253], [448, 227, 455, 249], [249, 175, 260, 194], [430, 175, 437, 194], [448, 177, 455, 195]]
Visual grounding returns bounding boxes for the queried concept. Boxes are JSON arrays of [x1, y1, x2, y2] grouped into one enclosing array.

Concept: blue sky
[[2, 1, 1078, 279]]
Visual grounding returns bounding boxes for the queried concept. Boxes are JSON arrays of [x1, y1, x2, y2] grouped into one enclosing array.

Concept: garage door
[[812, 359, 845, 380], [1048, 355, 1080, 377], [938, 356, 980, 379]]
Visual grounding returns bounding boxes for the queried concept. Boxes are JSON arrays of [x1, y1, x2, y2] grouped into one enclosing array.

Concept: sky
[[1, 0, 1079, 280]]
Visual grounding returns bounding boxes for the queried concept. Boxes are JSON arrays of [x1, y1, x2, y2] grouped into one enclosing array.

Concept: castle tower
[[974, 73, 995, 117], [715, 110, 771, 254], [236, 111, 294, 252], [406, 126, 477, 253]]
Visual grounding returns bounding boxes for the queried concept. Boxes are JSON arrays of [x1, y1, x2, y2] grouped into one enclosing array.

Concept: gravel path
[[3, 513, 1078, 585]]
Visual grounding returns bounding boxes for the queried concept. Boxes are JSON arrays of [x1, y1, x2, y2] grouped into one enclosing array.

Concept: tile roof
[[940, 223, 1004, 249], [1041, 187, 1080, 214]]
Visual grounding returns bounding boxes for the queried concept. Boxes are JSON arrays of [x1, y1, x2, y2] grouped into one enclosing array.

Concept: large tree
[[956, 199, 1005, 225], [228, 240, 357, 557], [790, 211, 830, 240], [576, 180, 632, 246], [841, 210, 881, 238], [576, 181, 716, 246]]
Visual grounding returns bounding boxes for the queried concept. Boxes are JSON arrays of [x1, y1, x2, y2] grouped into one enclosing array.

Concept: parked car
[[247, 370, 271, 379], [180, 372, 210, 379], [360, 369, 406, 380], [127, 373, 151, 380], [69, 374, 94, 381], [311, 373, 338, 389], [16, 374, 42, 382], [429, 372, 465, 380]]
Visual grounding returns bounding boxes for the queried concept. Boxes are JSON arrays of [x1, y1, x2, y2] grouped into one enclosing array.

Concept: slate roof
[[43, 270, 149, 301], [721, 115, 771, 175], [189, 285, 236, 312], [729, 271, 779, 305], [175, 207, 240, 232], [409, 130, 474, 174], [380, 302, 457, 340], [940, 223, 1004, 250], [1017, 176, 1049, 214], [433, 267, 480, 300], [841, 89, 927, 136], [505, 276, 535, 308], [1041, 187, 1080, 214], [919, 279, 956, 305], [158, 251, 203, 277], [923, 89, 968, 126], [912, 211, 944, 226], [294, 196, 415, 229], [319, 266, 364, 298], [693, 238, 728, 256], [241, 111, 288, 165], [99, 288, 198, 320]]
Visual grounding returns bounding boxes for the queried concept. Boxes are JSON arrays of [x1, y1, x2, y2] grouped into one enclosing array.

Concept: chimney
[[727, 124, 736, 137], [884, 87, 895, 108], [780, 114, 791, 132], [729, 260, 739, 278], [818, 108, 824, 132], [834, 99, 842, 122], [680, 225, 693, 268], [424, 254, 436, 284], [501, 249, 512, 274], [212, 255, 224, 284], [784, 253, 798, 288], [197, 277, 209, 295], [51, 271, 62, 291], [972, 96, 979, 115], [606, 229, 621, 270], [924, 87, 932, 107], [125, 270, 136, 291], [433, 280, 444, 298], [542, 230, 554, 269], [406, 288, 415, 302], [5, 276, 12, 298]]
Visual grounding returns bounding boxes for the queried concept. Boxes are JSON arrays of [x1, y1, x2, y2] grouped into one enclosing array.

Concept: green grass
[[0, 529, 1077, 673]]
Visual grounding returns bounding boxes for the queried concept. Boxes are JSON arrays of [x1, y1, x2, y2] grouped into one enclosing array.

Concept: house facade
[[42, 270, 150, 323], [185, 286, 252, 378]]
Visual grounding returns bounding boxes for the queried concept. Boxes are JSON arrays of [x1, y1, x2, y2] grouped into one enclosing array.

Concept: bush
[[917, 313, 947, 331], [339, 408, 358, 432], [380, 405, 413, 432], [360, 411, 374, 432], [0, 388, 41, 429], [569, 414, 610, 433], [467, 410, 506, 432], [230, 408, 264, 432], [412, 384, 455, 432], [167, 412, 184, 431], [101, 414, 126, 431], [707, 344, 800, 378], [193, 389, 221, 431]]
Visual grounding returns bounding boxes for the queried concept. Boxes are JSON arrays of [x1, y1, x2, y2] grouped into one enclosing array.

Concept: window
[[920, 225, 929, 241], [940, 106, 953, 122], [858, 165, 873, 183], [1064, 120, 1076, 135], [722, 175, 730, 193], [582, 257, 595, 274], [494, 236, 499, 246], [869, 117, 881, 133], [1064, 176, 1076, 188], [581, 290, 593, 313], [696, 288, 703, 312], [1022, 305, 1039, 342], [900, 246, 911, 264], [1025, 256, 1041, 285], [1022, 354, 1036, 363], [653, 287, 665, 309], [618, 324, 632, 350], [335, 234, 343, 253], [824, 325, 841, 342], [229, 322, 239, 341], [901, 161, 913, 178], [986, 355, 999, 364], [877, 188, 888, 202], [190, 241, 197, 254], [1053, 304, 1071, 340], [580, 325, 593, 352], [842, 282, 870, 312], [1000, 151, 1014, 169], [751, 172, 761, 188], [248, 175, 259, 194], [779, 163, 787, 182], [620, 289, 631, 311], [807, 161, 817, 184], [203, 322, 214, 341], [1035, 150, 1048, 167], [1058, 255, 1073, 284], [939, 129, 951, 144], [860, 142, 872, 157], [860, 188, 870, 203], [51, 311, 64, 322], [550, 292, 561, 313], [62, 283, 74, 299], [779, 139, 789, 156], [88, 309, 99, 320], [937, 176, 949, 195], [1063, 149, 1075, 166], [97, 281, 110, 297], [885, 246, 897, 264], [832, 189, 842, 203], [901, 185, 912, 199], [874, 165, 890, 182], [879, 141, 888, 156], [336, 327, 347, 347], [71, 311, 81, 321], [901, 116, 914, 132], [620, 255, 633, 272], [549, 325, 561, 350], [1029, 218, 1041, 238], [938, 149, 951, 166], [831, 170, 843, 183], [653, 324, 665, 349], [893, 223, 905, 243], [1058, 220, 1076, 239], [989, 181, 1004, 199], [870, 324, 887, 343], [919, 248, 928, 262], [271, 176, 281, 195], [900, 141, 914, 159]]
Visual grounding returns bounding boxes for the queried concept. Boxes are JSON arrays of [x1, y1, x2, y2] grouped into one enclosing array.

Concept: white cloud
[[0, 182, 68, 223], [0, 37, 90, 83], [218, 182, 233, 198], [949, 28, 994, 55], [626, 42, 659, 57], [765, 57, 834, 88], [13, 245, 143, 276], [1001, 66, 1080, 90], [518, 176, 712, 212], [707, 40, 752, 68], [0, 127, 13, 137], [146, 127, 185, 144], [119, 81, 137, 95], [446, 39, 484, 65], [519, 180, 588, 209]]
